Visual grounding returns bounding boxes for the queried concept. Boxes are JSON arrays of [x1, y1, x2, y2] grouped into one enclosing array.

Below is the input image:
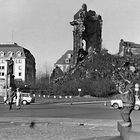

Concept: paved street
[[0, 103, 139, 140], [0, 103, 121, 119], [0, 103, 140, 120], [0, 103, 121, 140], [0, 102, 140, 121]]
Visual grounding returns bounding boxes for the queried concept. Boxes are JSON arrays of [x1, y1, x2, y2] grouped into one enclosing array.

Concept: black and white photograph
[[0, 0, 140, 140]]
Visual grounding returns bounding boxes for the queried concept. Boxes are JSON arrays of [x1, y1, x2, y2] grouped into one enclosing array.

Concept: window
[[0, 51, 4, 57], [22, 94, 29, 97], [18, 66, 22, 70], [8, 51, 13, 57], [0, 72, 4, 76], [16, 51, 22, 57], [19, 72, 22, 76], [19, 59, 22, 63], [0, 60, 4, 63], [67, 53, 71, 58], [65, 58, 70, 64], [15, 59, 18, 63], [0, 66, 4, 70]]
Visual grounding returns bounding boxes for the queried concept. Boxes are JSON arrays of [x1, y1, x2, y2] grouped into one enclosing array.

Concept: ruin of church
[[70, 4, 103, 65]]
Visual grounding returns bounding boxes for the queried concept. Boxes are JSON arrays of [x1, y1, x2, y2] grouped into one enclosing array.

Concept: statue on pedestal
[[118, 81, 135, 127], [112, 62, 136, 127], [118, 39, 124, 56]]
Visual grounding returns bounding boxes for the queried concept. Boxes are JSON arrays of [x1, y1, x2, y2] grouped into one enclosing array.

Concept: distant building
[[0, 43, 36, 88], [118, 39, 140, 57], [55, 50, 73, 73]]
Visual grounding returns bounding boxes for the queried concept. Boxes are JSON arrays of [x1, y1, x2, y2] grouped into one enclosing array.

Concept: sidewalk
[[0, 95, 110, 105], [0, 117, 120, 140]]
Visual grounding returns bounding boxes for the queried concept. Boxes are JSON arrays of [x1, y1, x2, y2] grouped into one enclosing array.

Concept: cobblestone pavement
[[0, 117, 121, 140]]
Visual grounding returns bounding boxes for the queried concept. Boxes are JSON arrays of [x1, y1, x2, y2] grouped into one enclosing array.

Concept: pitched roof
[[55, 50, 73, 65], [0, 43, 35, 60]]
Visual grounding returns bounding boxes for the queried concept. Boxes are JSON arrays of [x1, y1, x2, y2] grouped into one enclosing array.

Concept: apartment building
[[0, 43, 36, 88]]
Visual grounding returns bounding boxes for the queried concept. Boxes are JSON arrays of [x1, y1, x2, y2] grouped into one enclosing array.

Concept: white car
[[111, 96, 140, 110], [21, 92, 35, 105]]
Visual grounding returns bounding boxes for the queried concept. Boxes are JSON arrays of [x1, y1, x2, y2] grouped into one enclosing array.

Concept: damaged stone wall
[[70, 4, 102, 66], [118, 39, 140, 57]]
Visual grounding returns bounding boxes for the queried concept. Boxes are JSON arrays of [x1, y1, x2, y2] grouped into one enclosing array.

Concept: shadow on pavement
[[80, 136, 122, 140]]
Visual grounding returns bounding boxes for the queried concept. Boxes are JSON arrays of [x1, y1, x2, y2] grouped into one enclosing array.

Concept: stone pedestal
[[118, 121, 140, 140]]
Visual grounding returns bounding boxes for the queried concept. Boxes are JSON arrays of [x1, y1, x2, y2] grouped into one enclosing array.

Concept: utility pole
[[11, 30, 14, 43]]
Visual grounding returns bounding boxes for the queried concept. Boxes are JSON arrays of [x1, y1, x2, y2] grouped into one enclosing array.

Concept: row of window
[[0, 66, 4, 70], [0, 51, 22, 57], [0, 72, 22, 77], [0, 66, 22, 70], [0, 72, 4, 76], [15, 59, 22, 63], [0, 59, 22, 63]]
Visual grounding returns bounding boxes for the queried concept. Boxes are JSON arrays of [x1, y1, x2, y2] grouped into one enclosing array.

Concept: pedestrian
[[16, 88, 21, 109], [8, 87, 16, 110]]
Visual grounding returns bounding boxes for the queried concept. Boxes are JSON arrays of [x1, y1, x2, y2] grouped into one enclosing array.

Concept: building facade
[[0, 43, 36, 88], [54, 50, 73, 73]]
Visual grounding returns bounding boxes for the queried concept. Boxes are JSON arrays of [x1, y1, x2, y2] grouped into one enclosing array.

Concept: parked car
[[111, 95, 140, 110], [21, 92, 35, 105], [111, 99, 123, 109]]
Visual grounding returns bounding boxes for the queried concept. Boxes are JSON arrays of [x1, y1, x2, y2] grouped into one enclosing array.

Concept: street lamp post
[[78, 88, 81, 97], [135, 83, 139, 101]]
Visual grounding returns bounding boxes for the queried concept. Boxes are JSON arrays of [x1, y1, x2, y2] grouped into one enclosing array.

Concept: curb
[[39, 100, 110, 105], [69, 100, 108, 105]]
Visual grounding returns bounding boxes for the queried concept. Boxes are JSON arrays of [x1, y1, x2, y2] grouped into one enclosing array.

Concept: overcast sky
[[0, 0, 140, 74]]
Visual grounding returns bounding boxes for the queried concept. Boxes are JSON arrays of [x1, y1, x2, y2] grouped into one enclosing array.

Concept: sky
[[0, 0, 140, 75]]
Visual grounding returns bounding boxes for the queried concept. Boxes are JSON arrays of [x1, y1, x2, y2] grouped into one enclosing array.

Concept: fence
[[32, 94, 72, 99]]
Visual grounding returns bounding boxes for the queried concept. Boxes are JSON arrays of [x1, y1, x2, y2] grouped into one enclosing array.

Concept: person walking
[[16, 88, 21, 109], [8, 87, 16, 110]]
